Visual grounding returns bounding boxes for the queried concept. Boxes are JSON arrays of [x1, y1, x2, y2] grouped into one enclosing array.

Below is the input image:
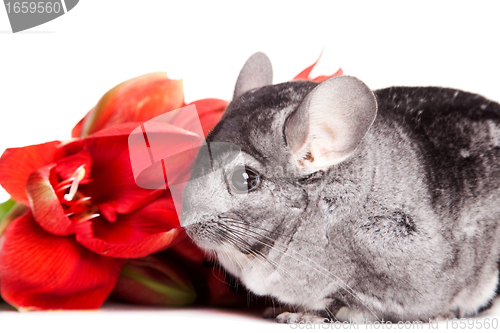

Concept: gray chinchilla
[[180, 52, 500, 323]]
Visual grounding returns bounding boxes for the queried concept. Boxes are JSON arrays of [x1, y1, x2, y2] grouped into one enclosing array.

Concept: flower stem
[[120, 265, 197, 305]]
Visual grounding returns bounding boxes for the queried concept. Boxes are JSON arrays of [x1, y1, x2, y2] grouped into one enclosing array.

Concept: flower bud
[[73, 72, 184, 137]]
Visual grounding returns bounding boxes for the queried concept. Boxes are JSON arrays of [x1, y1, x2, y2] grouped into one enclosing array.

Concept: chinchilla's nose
[[180, 206, 214, 228], [179, 210, 218, 244], [179, 197, 210, 229], [179, 206, 196, 228]]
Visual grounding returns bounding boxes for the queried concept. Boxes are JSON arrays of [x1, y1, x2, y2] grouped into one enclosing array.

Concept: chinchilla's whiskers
[[215, 227, 303, 302], [193, 224, 303, 303], [229, 225, 368, 304], [324, 306, 338, 322], [213, 227, 270, 281], [241, 243, 306, 289], [219, 216, 317, 247], [211, 248, 238, 288], [224, 226, 342, 309], [225, 233, 273, 295], [213, 229, 252, 278], [216, 236, 245, 273], [248, 252, 318, 311], [216, 224, 317, 302], [223, 222, 380, 321], [204, 249, 218, 263], [212, 219, 378, 321], [218, 225, 304, 285], [219, 216, 275, 234], [224, 220, 361, 294]]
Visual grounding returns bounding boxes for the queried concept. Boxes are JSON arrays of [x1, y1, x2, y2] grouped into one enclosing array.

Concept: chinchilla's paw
[[263, 306, 293, 319], [335, 306, 378, 324], [428, 309, 460, 323], [275, 311, 328, 324]]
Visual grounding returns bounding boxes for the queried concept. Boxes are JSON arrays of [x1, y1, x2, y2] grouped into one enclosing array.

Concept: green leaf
[[0, 198, 15, 303], [0, 198, 15, 223], [0, 199, 28, 238]]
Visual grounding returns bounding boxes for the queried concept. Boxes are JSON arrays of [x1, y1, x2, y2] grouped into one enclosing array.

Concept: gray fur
[[180, 53, 500, 323]]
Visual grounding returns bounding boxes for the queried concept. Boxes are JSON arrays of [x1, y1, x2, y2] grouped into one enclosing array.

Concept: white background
[[1, 0, 500, 331]]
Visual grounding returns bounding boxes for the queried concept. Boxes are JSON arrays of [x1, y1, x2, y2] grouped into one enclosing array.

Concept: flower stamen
[[64, 165, 86, 202], [72, 196, 92, 208], [55, 178, 75, 193], [76, 213, 100, 224]]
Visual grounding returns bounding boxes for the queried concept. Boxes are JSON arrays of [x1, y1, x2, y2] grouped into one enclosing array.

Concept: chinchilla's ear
[[233, 52, 273, 99], [285, 76, 377, 173]]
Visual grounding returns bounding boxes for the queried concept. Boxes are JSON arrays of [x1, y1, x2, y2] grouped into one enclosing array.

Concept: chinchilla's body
[[180, 53, 500, 323]]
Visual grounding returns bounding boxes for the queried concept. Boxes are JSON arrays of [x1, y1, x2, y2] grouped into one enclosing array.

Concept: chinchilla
[[180, 52, 500, 323]]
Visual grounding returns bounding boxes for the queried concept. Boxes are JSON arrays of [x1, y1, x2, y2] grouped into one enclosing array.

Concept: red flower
[[0, 58, 339, 311], [0, 73, 228, 310]]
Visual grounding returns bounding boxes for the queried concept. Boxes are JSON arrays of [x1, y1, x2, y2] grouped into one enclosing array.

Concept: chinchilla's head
[[180, 52, 378, 262]]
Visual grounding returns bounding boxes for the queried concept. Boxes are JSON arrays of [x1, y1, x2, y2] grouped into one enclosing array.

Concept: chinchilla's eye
[[230, 167, 260, 193]]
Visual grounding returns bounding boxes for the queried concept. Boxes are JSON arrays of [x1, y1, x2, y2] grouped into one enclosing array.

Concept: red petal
[[53, 139, 85, 165], [84, 122, 144, 139], [190, 98, 228, 117], [293, 53, 343, 82], [79, 73, 184, 137], [293, 58, 320, 81], [78, 143, 140, 219], [207, 267, 246, 306], [76, 193, 185, 258], [71, 109, 91, 138], [0, 212, 124, 310], [80, 122, 201, 219], [54, 150, 92, 183], [183, 99, 228, 137], [168, 236, 206, 264], [0, 141, 60, 206], [26, 165, 75, 236], [311, 68, 344, 82], [80, 134, 152, 221]]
